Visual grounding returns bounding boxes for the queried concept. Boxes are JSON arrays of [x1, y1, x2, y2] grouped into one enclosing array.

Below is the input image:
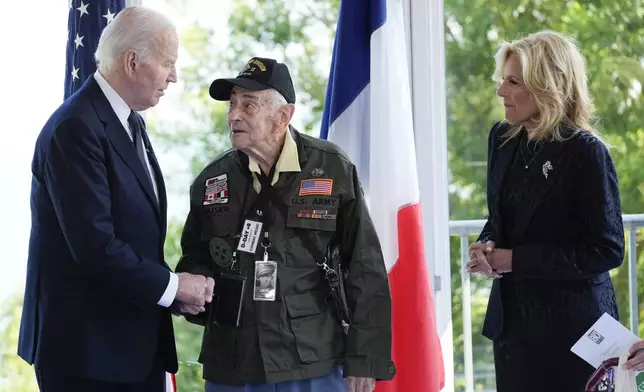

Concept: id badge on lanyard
[[253, 233, 277, 302]]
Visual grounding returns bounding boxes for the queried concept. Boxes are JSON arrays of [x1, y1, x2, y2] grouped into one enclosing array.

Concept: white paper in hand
[[570, 312, 640, 368]]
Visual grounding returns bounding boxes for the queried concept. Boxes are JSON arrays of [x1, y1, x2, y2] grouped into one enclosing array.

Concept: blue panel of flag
[[319, 0, 386, 140], [65, 0, 125, 100]]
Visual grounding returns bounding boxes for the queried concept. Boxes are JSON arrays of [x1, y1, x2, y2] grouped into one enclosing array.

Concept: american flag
[[65, 0, 125, 100], [299, 179, 334, 196]]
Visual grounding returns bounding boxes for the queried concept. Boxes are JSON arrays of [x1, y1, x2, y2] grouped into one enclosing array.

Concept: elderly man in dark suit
[[17, 6, 214, 392]]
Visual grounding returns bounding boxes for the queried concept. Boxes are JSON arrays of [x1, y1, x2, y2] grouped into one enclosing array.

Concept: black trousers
[[35, 355, 165, 392]]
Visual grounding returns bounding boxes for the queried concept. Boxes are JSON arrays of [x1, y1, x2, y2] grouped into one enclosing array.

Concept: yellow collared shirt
[[248, 130, 301, 193]]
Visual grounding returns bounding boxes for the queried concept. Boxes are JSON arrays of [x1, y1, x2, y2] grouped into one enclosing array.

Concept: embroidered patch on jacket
[[297, 209, 337, 220], [298, 179, 333, 196], [203, 174, 229, 205]]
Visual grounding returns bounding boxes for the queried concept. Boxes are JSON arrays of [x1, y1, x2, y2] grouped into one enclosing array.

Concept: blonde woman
[[466, 31, 625, 391]]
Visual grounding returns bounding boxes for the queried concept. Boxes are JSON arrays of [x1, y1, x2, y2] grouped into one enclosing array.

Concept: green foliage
[[165, 220, 208, 391], [0, 294, 39, 392]]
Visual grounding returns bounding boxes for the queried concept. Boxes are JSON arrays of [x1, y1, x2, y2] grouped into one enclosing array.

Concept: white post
[[404, 0, 454, 391]]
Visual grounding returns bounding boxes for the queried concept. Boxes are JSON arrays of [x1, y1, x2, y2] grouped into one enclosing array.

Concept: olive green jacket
[[176, 128, 396, 385]]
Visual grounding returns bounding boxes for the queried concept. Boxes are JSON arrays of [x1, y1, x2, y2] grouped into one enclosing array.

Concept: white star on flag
[[74, 33, 84, 49], [103, 9, 115, 24], [71, 67, 80, 81], [77, 1, 90, 18]]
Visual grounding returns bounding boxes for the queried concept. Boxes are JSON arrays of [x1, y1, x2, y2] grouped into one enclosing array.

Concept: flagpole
[[406, 0, 454, 390]]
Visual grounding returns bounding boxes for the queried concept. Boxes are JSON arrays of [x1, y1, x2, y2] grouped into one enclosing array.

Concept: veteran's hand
[[466, 241, 500, 278], [204, 276, 215, 303], [624, 340, 644, 370], [346, 376, 376, 392], [178, 302, 205, 315]]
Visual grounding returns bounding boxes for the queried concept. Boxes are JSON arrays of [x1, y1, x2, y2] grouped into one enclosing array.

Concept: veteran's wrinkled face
[[227, 87, 280, 152], [496, 54, 539, 127]]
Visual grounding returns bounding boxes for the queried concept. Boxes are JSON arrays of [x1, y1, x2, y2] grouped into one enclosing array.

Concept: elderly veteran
[[175, 57, 396, 392]]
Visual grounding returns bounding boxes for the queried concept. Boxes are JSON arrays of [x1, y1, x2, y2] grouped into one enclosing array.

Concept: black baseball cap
[[209, 57, 296, 104]]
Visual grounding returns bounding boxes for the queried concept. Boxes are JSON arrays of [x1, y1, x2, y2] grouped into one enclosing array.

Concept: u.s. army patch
[[203, 174, 229, 205]]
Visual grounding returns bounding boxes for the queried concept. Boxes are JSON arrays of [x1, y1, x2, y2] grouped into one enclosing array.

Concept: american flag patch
[[299, 179, 333, 196]]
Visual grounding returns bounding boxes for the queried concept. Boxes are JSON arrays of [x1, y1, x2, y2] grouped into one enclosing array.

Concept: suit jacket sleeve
[[44, 118, 170, 308], [477, 220, 494, 243], [340, 164, 396, 381], [512, 138, 625, 280], [175, 188, 215, 325]]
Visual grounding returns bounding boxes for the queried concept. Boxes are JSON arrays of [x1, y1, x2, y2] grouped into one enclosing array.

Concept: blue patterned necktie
[[128, 111, 154, 185]]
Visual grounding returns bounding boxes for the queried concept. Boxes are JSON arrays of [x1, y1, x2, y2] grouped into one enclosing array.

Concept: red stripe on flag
[[166, 372, 176, 392], [375, 203, 444, 392]]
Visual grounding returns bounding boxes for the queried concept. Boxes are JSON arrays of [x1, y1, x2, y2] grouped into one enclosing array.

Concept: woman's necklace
[[519, 139, 544, 170]]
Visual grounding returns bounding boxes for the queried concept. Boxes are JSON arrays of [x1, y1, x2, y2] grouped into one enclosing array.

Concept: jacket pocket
[[284, 290, 343, 363], [199, 324, 236, 369], [286, 196, 339, 232], [284, 203, 337, 268]]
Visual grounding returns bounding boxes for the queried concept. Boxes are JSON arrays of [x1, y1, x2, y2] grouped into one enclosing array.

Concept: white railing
[[449, 214, 644, 392]]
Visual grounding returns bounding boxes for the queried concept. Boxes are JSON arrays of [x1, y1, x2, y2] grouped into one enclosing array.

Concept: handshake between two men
[[175, 273, 215, 315]]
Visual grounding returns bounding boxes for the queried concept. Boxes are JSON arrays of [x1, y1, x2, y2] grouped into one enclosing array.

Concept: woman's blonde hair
[[492, 30, 597, 141]]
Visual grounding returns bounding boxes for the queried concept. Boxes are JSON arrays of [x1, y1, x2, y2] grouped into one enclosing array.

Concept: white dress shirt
[[94, 71, 178, 308]]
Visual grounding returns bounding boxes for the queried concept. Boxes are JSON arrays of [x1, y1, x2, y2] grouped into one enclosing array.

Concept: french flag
[[320, 0, 445, 391], [166, 373, 176, 392]]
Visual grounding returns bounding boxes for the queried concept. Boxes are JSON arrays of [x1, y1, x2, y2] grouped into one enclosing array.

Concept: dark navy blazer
[[479, 121, 625, 341], [18, 75, 178, 382]]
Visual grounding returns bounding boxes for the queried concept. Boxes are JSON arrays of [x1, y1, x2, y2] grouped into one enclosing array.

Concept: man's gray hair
[[94, 6, 175, 74], [265, 89, 287, 108]]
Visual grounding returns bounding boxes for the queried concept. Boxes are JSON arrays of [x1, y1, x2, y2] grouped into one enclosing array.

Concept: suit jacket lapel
[[488, 134, 520, 244], [86, 77, 161, 222], [142, 131, 168, 235]]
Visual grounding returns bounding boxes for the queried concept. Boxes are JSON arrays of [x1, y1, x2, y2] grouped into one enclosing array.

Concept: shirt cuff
[[157, 272, 179, 308]]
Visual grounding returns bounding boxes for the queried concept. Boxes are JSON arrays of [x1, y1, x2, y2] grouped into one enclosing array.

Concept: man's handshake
[[175, 272, 215, 315]]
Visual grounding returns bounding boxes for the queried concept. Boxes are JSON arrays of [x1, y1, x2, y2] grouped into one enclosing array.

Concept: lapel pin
[[311, 168, 324, 177], [542, 161, 553, 178]]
